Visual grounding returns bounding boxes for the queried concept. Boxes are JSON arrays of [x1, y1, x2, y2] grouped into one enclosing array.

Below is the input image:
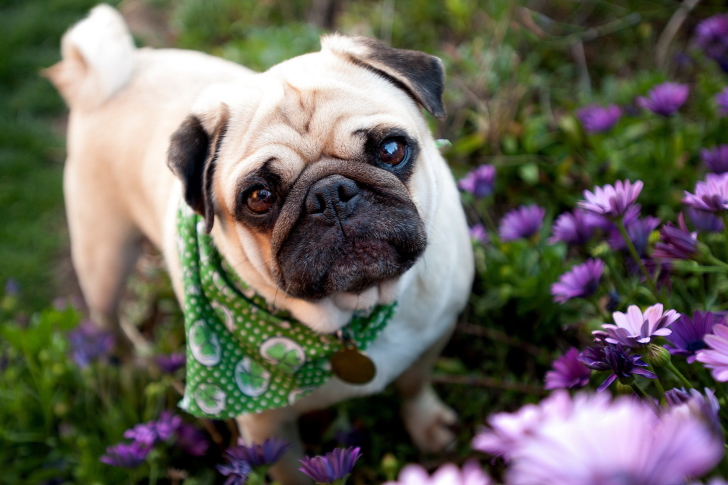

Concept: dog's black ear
[[322, 34, 446, 119], [167, 107, 229, 233]]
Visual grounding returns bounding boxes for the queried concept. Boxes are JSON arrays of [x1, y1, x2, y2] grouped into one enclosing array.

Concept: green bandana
[[175, 204, 396, 419]]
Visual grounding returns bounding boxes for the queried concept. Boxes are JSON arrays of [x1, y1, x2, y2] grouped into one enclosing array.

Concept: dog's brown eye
[[246, 187, 276, 214], [378, 139, 407, 166]]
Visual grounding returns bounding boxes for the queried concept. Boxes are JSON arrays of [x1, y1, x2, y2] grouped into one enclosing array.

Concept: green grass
[[0, 0, 101, 311]]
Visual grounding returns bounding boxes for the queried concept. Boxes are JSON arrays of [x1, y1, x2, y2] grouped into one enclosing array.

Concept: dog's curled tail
[[44, 5, 135, 110]]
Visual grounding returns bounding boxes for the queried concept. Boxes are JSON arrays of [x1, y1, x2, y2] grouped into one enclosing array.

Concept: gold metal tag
[[330, 342, 376, 385]]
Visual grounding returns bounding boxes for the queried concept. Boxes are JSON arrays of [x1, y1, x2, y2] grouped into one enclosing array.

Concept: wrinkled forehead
[[216, 52, 426, 185]]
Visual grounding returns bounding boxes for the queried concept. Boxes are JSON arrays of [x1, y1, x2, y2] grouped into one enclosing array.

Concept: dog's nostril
[[338, 181, 360, 203]]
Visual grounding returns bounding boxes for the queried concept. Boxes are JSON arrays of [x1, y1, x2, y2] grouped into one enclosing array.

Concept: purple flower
[[4, 278, 19, 297], [383, 461, 493, 485], [544, 348, 591, 390], [498, 204, 545, 242], [652, 215, 698, 260], [665, 387, 721, 436], [505, 392, 724, 485], [578, 342, 657, 391], [154, 411, 182, 441], [717, 87, 728, 117], [458, 164, 496, 198], [550, 259, 604, 304], [686, 208, 724, 232], [100, 442, 150, 468], [683, 172, 728, 212], [578, 180, 643, 219], [665, 312, 724, 363], [299, 447, 362, 484], [228, 437, 289, 468], [217, 458, 252, 485], [702, 145, 728, 174], [697, 324, 728, 381], [607, 215, 660, 256], [156, 352, 185, 374], [472, 391, 573, 459], [67, 321, 115, 368], [600, 304, 680, 348], [123, 423, 158, 447], [576, 104, 622, 133], [469, 223, 488, 244], [175, 423, 209, 456], [695, 14, 728, 62], [636, 82, 689, 117], [549, 209, 606, 245]]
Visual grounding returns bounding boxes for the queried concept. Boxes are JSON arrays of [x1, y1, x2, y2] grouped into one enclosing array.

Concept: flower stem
[[665, 361, 693, 389], [645, 361, 666, 402], [722, 213, 728, 261], [707, 254, 728, 271], [630, 382, 660, 413], [588, 295, 609, 321], [616, 218, 660, 297]]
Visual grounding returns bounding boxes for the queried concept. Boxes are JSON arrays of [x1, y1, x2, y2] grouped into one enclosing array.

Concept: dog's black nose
[[306, 175, 361, 223]]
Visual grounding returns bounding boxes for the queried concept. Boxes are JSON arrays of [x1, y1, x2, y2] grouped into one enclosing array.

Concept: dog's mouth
[[270, 161, 427, 301]]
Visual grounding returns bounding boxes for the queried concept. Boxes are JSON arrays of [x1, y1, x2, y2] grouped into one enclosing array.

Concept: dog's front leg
[[395, 321, 458, 453], [236, 407, 312, 485]]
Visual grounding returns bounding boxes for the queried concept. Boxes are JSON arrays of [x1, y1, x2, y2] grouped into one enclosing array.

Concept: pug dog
[[46, 5, 474, 483]]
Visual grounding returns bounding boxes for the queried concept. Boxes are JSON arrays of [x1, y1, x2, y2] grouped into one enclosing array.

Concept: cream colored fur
[[47, 6, 474, 484]]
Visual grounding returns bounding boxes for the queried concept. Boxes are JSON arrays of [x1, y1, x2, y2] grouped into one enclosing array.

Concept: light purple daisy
[[599, 304, 680, 348], [686, 208, 724, 232], [578, 180, 643, 219], [469, 223, 488, 244], [697, 324, 728, 381], [383, 461, 493, 485], [458, 164, 496, 198], [682, 172, 728, 212], [549, 209, 607, 245], [717, 87, 728, 117], [156, 352, 186, 374], [665, 387, 721, 435], [228, 437, 290, 468], [578, 342, 656, 391], [702, 145, 728, 174], [472, 391, 573, 459], [100, 442, 150, 468], [299, 447, 362, 484], [636, 82, 689, 117], [506, 392, 724, 485], [550, 259, 604, 304], [695, 14, 728, 61], [217, 458, 251, 485], [154, 411, 182, 441], [652, 214, 698, 260], [576, 104, 622, 133], [67, 320, 115, 368], [665, 312, 724, 363], [544, 348, 591, 390], [498, 204, 545, 242], [123, 422, 158, 447]]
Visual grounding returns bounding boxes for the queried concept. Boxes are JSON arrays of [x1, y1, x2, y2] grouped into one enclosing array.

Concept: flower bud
[[381, 453, 399, 482], [646, 343, 671, 367]]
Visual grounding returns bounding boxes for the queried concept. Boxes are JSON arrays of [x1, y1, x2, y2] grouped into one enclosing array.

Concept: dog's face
[[168, 35, 445, 305]]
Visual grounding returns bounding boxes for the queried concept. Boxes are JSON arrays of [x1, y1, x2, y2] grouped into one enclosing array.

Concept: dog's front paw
[[401, 386, 458, 453]]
